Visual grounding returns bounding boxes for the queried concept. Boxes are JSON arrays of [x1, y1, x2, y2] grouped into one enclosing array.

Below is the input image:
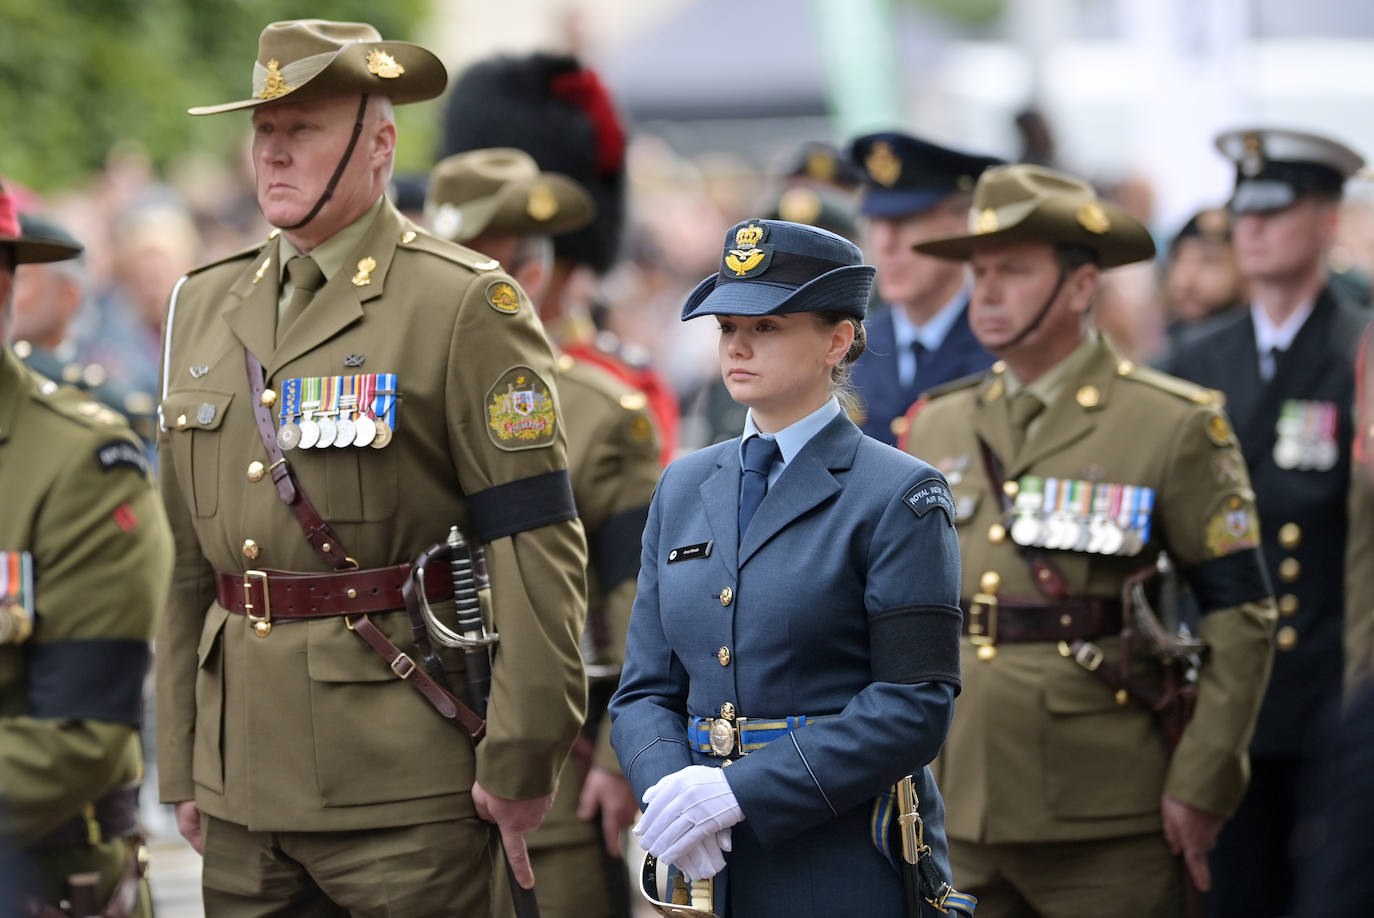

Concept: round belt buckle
[[709, 718, 735, 757]]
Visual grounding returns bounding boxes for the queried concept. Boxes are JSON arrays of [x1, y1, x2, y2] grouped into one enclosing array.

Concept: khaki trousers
[[202, 814, 493, 917], [949, 833, 1182, 918], [490, 840, 618, 918]]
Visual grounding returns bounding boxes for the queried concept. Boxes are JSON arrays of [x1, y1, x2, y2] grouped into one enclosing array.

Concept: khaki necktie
[[1007, 391, 1045, 454], [278, 255, 325, 346]]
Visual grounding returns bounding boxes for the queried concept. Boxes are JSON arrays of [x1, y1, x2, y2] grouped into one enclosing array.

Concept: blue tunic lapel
[[700, 444, 742, 580], [738, 415, 862, 567]]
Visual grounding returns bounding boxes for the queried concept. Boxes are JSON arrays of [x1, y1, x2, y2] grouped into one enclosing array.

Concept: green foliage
[[0, 0, 431, 192], [911, 0, 1005, 27]]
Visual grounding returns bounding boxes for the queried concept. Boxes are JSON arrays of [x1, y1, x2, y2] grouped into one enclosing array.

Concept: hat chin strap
[[998, 265, 1070, 352], [276, 93, 370, 232]]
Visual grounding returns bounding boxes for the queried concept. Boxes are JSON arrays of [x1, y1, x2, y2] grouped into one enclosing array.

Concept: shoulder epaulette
[[26, 371, 130, 432], [184, 234, 272, 278], [556, 353, 645, 410], [1116, 360, 1222, 406], [396, 229, 502, 272], [919, 370, 987, 402]]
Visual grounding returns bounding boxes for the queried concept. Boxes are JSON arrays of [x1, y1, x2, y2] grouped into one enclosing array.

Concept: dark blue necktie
[[909, 339, 928, 389], [739, 435, 780, 537]]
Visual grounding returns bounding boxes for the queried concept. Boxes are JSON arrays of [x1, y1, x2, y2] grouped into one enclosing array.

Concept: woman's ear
[[825, 317, 856, 367]]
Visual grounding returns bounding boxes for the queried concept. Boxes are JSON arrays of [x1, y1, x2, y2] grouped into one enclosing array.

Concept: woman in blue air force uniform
[[610, 219, 964, 917]]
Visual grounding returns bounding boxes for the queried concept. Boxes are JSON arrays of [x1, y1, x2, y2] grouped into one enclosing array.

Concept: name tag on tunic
[[667, 541, 713, 564]]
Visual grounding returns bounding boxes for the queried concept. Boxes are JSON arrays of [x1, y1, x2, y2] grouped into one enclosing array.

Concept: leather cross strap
[[240, 348, 485, 741], [958, 596, 1122, 643], [346, 612, 486, 741], [244, 348, 354, 571], [216, 563, 448, 619], [976, 436, 1072, 601]]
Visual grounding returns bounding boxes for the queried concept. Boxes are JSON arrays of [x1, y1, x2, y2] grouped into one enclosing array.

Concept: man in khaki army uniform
[[427, 149, 661, 918], [155, 20, 588, 915], [1350, 323, 1374, 690], [0, 182, 172, 916], [899, 165, 1276, 917]]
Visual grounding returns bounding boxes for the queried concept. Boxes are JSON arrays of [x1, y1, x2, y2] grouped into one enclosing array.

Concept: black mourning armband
[[593, 504, 651, 590], [1186, 548, 1274, 613], [28, 639, 150, 726], [467, 470, 578, 543], [869, 603, 963, 690]]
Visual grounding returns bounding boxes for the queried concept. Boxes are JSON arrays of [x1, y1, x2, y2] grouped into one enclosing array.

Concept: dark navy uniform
[[851, 304, 991, 444], [1162, 126, 1369, 917]]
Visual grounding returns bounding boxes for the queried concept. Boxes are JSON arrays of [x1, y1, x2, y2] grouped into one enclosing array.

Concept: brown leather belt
[[960, 595, 1122, 644], [216, 562, 449, 622], [34, 786, 139, 849]]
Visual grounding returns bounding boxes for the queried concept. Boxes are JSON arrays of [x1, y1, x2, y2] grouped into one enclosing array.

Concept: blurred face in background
[[1166, 237, 1245, 322], [1233, 196, 1339, 284], [11, 259, 84, 347], [863, 196, 968, 312]]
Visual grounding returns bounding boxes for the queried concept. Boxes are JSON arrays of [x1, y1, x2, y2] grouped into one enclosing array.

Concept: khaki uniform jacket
[[903, 337, 1276, 844], [530, 355, 660, 849], [154, 201, 588, 832], [0, 348, 170, 846]]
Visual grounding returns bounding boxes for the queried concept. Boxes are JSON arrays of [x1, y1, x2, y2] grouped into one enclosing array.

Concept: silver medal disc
[[1010, 515, 1043, 547], [334, 418, 356, 448], [278, 423, 302, 451], [314, 417, 337, 449], [298, 418, 320, 450], [353, 414, 377, 447], [1274, 437, 1301, 470], [1098, 524, 1125, 556], [1314, 439, 1338, 470]]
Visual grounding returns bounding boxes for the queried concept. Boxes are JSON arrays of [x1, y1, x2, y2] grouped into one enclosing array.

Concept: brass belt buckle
[[243, 570, 272, 637], [968, 592, 998, 660]]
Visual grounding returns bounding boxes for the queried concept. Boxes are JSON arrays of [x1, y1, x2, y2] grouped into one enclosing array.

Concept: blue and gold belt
[[687, 710, 836, 759]]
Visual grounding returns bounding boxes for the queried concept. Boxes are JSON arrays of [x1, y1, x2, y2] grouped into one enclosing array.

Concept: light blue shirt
[[889, 283, 971, 388], [1251, 299, 1314, 381], [739, 397, 843, 487]]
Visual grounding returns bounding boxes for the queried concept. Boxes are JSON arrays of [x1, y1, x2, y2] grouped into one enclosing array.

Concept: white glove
[[634, 765, 744, 865], [671, 828, 733, 882]]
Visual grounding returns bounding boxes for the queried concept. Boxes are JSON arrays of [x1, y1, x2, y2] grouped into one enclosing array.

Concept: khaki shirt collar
[[277, 195, 386, 292], [1005, 329, 1100, 407]]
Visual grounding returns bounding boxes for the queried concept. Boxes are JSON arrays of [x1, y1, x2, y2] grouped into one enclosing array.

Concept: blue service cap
[[680, 219, 874, 321], [850, 131, 1003, 218]]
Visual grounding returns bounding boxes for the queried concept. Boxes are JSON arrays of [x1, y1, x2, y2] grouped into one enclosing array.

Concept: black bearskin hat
[[441, 53, 627, 274]]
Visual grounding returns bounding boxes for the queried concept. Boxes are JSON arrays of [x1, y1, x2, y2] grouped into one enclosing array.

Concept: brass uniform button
[[241, 539, 260, 560], [720, 702, 735, 720], [720, 586, 734, 607], [1059, 613, 1073, 628], [322, 542, 332, 553], [346, 588, 358, 599], [1115, 688, 1130, 705], [1278, 594, 1299, 617], [980, 571, 1001, 594], [254, 621, 271, 638], [1278, 523, 1301, 550], [1003, 480, 1020, 498], [176, 414, 188, 430], [718, 646, 731, 666], [1117, 360, 1136, 375], [247, 460, 265, 482], [976, 645, 997, 662], [260, 388, 277, 408], [1076, 385, 1100, 408], [992, 361, 1007, 374], [1276, 625, 1298, 652], [1278, 558, 1301, 582], [988, 524, 1007, 544]]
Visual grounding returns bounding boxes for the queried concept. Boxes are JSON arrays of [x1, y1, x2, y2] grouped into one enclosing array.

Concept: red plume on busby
[[441, 53, 627, 274]]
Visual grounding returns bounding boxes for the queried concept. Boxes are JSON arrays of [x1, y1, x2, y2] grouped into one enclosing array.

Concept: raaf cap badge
[[865, 141, 902, 187], [724, 222, 774, 278]]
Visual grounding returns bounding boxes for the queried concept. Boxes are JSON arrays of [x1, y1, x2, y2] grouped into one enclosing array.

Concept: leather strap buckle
[[967, 592, 998, 646], [390, 652, 416, 679], [1060, 639, 1105, 671], [243, 570, 272, 637]]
